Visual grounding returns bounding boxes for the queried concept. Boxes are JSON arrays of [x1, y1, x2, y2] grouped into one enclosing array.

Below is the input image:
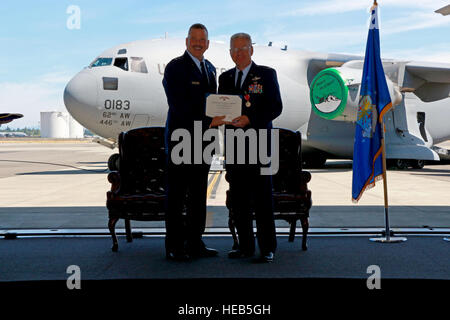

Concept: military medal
[[248, 83, 263, 94], [244, 94, 251, 107]]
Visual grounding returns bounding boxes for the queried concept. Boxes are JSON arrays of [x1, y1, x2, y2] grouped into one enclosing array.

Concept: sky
[[1, 0, 449, 129]]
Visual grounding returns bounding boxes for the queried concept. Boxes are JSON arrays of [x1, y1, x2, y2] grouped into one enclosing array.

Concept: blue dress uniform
[[218, 62, 283, 256], [163, 50, 217, 256]]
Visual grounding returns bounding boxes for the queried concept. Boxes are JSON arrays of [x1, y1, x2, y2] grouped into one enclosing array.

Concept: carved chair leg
[[289, 220, 296, 242], [108, 217, 120, 252], [125, 218, 133, 243], [300, 217, 309, 251], [228, 210, 239, 250]]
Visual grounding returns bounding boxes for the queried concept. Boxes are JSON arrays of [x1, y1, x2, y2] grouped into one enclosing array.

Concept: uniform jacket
[[219, 62, 283, 166], [218, 62, 282, 130], [163, 50, 217, 150]]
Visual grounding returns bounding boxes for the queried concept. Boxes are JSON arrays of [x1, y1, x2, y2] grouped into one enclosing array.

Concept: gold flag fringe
[[352, 144, 383, 203]]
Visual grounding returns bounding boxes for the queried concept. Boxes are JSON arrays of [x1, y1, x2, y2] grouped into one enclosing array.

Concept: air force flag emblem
[[357, 95, 378, 138]]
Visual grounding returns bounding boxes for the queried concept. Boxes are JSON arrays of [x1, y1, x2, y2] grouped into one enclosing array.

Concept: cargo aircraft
[[63, 38, 450, 170]]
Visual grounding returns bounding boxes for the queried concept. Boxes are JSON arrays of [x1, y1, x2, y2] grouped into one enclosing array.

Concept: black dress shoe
[[228, 249, 254, 259], [262, 252, 274, 263], [166, 251, 190, 261], [189, 247, 218, 258]]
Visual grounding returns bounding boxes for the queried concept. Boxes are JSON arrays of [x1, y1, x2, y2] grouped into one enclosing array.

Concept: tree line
[[0, 127, 41, 136]]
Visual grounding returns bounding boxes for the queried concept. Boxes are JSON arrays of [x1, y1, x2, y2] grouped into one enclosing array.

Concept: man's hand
[[231, 115, 250, 128], [209, 115, 227, 128]]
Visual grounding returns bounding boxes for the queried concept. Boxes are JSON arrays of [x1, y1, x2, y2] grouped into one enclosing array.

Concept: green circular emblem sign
[[309, 68, 348, 120]]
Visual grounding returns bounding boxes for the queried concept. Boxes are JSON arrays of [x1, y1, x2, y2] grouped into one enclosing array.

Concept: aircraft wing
[[307, 53, 450, 103], [0, 113, 23, 125], [400, 61, 450, 102], [405, 62, 450, 83]]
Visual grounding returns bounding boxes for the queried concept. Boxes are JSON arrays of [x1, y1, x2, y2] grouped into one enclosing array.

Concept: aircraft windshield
[[114, 57, 128, 71], [130, 57, 148, 73], [90, 57, 113, 67]]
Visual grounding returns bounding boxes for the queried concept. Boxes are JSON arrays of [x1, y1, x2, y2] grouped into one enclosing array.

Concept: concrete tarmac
[[0, 139, 449, 230]]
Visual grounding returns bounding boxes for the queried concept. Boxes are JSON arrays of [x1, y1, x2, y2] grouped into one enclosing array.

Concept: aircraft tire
[[108, 153, 120, 171], [395, 159, 408, 170], [412, 159, 425, 169]]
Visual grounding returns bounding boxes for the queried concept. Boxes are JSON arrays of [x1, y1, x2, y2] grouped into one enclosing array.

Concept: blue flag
[[352, 4, 392, 202]]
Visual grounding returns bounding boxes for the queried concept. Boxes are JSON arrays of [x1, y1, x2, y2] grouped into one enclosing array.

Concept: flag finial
[[371, 0, 378, 11]]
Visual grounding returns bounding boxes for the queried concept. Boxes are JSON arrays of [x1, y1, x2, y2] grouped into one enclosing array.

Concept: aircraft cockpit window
[[114, 57, 128, 71], [90, 57, 113, 67], [130, 57, 148, 73]]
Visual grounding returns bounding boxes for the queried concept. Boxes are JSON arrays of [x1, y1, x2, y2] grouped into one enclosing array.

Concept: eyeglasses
[[230, 46, 251, 53]]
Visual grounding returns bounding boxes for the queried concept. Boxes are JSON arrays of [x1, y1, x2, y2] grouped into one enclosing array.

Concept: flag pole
[[381, 122, 391, 240], [352, 0, 406, 243], [367, 0, 406, 243], [370, 119, 407, 243]]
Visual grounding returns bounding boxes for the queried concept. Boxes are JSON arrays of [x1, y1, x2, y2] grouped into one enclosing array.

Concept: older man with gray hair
[[215, 32, 283, 262]]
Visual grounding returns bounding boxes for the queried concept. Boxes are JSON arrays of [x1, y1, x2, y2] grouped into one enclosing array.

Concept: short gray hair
[[230, 33, 252, 47]]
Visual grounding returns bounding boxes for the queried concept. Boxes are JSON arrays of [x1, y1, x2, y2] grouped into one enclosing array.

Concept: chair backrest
[[118, 126, 166, 194], [272, 128, 303, 193]]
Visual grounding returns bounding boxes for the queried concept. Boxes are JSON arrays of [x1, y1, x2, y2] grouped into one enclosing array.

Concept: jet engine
[[309, 66, 402, 122]]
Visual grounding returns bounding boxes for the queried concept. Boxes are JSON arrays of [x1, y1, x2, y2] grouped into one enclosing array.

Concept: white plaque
[[206, 94, 242, 122]]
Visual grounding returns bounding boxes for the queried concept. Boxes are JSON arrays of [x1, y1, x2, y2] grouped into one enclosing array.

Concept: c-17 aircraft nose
[[64, 71, 98, 122]]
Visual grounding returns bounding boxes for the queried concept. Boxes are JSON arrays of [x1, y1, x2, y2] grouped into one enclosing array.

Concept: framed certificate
[[206, 94, 242, 122]]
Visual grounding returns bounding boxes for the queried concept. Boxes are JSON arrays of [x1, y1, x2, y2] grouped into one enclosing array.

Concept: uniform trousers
[[227, 165, 277, 255], [165, 163, 210, 254]]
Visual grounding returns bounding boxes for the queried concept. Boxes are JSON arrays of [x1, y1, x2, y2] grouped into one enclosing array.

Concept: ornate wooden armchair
[[106, 127, 167, 252], [226, 128, 312, 251]]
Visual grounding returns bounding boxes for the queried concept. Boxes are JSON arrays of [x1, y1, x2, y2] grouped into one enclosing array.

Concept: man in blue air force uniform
[[163, 23, 221, 261], [216, 33, 283, 262]]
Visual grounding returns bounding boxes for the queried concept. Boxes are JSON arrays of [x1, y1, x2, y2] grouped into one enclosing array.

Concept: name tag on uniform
[[192, 81, 200, 85]]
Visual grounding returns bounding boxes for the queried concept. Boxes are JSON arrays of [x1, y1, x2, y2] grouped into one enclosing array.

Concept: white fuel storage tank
[[40, 111, 84, 138]]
